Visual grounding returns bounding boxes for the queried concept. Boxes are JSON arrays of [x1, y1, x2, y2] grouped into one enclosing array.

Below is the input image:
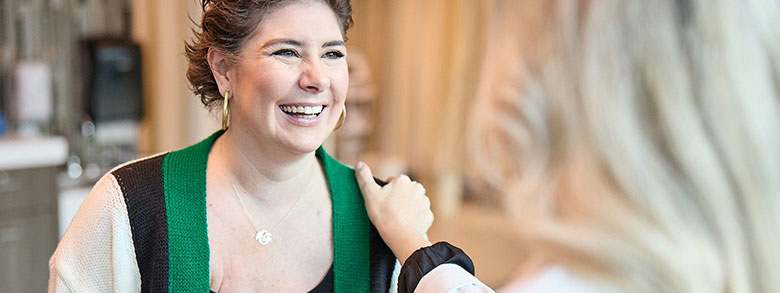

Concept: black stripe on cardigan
[[370, 224, 396, 292], [369, 177, 398, 292], [113, 154, 170, 293]]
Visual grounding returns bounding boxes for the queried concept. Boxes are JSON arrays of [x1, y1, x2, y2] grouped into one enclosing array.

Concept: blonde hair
[[469, 0, 780, 292]]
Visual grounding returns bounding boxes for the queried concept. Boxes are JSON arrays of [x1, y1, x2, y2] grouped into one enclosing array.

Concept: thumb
[[355, 161, 381, 195]]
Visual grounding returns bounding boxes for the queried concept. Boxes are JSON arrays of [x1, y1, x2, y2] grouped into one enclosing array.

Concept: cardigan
[[48, 131, 399, 292]]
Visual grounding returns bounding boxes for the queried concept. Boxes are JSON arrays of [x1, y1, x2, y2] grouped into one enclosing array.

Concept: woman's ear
[[207, 48, 232, 93]]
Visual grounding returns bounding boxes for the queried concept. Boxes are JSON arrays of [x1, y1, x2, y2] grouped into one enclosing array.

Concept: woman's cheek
[[334, 70, 350, 102]]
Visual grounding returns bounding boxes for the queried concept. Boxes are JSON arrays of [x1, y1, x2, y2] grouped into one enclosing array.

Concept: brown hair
[[185, 0, 353, 109]]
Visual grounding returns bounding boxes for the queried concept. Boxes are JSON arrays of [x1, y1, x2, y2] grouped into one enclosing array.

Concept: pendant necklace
[[228, 175, 312, 246]]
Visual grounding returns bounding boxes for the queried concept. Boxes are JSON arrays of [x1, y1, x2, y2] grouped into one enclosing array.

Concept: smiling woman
[[47, 0, 403, 292]]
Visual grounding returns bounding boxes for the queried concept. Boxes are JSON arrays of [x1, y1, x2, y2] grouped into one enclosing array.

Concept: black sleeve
[[398, 241, 475, 293]]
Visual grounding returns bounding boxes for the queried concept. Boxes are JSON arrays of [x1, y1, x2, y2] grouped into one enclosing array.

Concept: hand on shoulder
[[354, 162, 434, 264]]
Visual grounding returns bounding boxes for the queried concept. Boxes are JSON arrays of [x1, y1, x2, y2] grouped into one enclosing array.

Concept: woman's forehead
[[248, 1, 344, 46]]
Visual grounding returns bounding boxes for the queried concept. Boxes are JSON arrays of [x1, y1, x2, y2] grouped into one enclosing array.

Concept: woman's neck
[[214, 128, 322, 204]]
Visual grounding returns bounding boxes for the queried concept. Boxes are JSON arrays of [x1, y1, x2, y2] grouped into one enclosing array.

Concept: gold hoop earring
[[334, 107, 346, 131], [222, 90, 231, 130]]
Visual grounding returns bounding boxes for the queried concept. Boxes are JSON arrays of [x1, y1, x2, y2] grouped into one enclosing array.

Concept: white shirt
[[416, 264, 616, 293]]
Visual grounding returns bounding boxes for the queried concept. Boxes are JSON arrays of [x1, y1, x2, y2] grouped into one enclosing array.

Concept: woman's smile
[[278, 103, 329, 126]]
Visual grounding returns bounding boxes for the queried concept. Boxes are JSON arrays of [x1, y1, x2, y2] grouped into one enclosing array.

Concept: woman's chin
[[278, 134, 328, 155], [273, 122, 334, 154]]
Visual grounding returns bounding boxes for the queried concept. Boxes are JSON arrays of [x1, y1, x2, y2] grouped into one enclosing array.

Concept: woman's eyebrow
[[261, 39, 344, 49], [261, 38, 303, 49], [323, 40, 346, 48]]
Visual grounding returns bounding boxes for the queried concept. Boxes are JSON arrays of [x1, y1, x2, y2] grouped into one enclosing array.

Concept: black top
[[309, 265, 334, 293]]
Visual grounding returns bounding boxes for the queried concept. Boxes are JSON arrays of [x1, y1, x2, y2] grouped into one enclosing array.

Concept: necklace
[[228, 175, 312, 246]]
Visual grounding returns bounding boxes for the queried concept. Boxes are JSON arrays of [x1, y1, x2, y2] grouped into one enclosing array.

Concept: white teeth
[[281, 105, 325, 115]]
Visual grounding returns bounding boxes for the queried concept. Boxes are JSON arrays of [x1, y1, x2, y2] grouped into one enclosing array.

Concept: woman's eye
[[323, 51, 345, 59], [272, 49, 299, 57]]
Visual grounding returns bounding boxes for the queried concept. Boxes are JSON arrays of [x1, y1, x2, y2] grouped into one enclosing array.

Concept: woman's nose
[[299, 61, 330, 94]]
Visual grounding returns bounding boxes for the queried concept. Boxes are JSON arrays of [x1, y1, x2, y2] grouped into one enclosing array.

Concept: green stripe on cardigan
[[317, 147, 371, 292], [163, 131, 220, 292]]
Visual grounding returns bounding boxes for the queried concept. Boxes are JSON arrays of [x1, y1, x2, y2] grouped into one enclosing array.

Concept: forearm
[[376, 223, 432, 265]]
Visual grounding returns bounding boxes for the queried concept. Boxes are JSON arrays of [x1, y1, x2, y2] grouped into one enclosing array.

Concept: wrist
[[378, 224, 432, 265]]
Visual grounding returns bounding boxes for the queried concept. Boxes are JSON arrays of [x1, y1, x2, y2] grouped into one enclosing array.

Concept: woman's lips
[[278, 104, 327, 126]]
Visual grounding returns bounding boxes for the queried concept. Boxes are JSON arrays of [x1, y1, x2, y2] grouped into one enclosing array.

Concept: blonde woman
[[356, 0, 780, 292]]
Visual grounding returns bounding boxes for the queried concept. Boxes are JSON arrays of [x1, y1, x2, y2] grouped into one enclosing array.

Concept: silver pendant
[[255, 230, 272, 245]]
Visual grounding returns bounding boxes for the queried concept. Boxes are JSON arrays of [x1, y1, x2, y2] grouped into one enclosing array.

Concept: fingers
[[385, 174, 412, 189], [355, 161, 380, 194], [423, 210, 434, 232], [414, 181, 426, 194], [422, 193, 431, 208], [385, 175, 414, 183], [386, 174, 427, 198]]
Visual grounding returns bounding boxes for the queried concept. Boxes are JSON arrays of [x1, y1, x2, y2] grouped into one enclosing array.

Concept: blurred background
[[0, 0, 524, 291]]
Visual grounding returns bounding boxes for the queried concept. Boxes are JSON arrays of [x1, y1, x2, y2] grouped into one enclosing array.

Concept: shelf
[[0, 136, 67, 170]]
